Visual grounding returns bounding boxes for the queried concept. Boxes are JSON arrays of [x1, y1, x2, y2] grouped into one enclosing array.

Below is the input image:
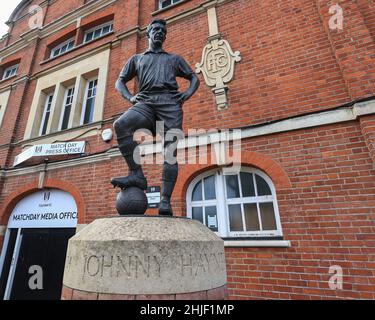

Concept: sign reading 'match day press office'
[[13, 141, 86, 167], [8, 189, 78, 229]]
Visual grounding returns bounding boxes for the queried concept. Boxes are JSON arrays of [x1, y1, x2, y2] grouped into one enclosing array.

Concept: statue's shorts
[[129, 91, 183, 137]]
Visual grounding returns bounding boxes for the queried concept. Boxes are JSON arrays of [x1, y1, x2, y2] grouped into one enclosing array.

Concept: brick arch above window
[[0, 179, 86, 226], [174, 150, 292, 202]]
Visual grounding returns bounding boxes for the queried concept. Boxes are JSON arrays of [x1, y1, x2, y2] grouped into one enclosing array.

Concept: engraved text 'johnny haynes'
[[81, 252, 225, 279]]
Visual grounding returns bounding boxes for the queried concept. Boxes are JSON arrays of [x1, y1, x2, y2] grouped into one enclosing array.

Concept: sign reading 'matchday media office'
[[13, 141, 86, 166], [8, 189, 78, 229]]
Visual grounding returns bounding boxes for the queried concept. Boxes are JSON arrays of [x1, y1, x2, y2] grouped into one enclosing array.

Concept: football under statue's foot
[[159, 198, 173, 216], [111, 174, 147, 190]]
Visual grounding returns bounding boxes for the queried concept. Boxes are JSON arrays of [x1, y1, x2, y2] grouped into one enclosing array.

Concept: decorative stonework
[[196, 36, 241, 110]]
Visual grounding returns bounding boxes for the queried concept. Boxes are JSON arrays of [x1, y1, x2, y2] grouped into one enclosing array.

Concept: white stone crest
[[196, 37, 241, 110]]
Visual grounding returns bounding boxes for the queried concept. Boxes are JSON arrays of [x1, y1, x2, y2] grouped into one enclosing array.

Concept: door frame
[[2, 228, 23, 300]]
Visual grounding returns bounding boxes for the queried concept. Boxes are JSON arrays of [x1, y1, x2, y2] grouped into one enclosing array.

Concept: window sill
[[152, 0, 191, 16], [224, 240, 291, 248]]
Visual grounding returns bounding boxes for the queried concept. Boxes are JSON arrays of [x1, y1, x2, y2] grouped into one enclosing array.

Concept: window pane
[[102, 25, 110, 34], [240, 172, 255, 197], [256, 174, 272, 196], [94, 29, 101, 39], [205, 206, 218, 232], [40, 95, 53, 135], [85, 32, 93, 42], [260, 203, 277, 230], [61, 105, 71, 130], [203, 175, 216, 200], [244, 203, 260, 231], [161, 0, 172, 8], [192, 181, 202, 201], [228, 204, 243, 231], [192, 207, 203, 224], [83, 97, 94, 124], [83, 80, 97, 124], [47, 94, 53, 105], [225, 175, 240, 198], [41, 112, 50, 135]]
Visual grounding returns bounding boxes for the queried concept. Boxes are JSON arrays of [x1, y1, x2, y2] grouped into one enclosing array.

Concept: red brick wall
[[1, 121, 375, 299], [357, 0, 375, 41], [2, 0, 375, 162], [43, 0, 84, 26], [360, 114, 375, 163], [317, 0, 375, 100]]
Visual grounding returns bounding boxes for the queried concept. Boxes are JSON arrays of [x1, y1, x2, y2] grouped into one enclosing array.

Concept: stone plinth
[[62, 216, 228, 300]]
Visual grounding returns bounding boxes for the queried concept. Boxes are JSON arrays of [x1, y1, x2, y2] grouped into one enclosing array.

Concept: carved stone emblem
[[196, 37, 241, 110]]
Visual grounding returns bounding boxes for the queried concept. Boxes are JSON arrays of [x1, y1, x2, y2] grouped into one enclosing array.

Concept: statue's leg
[[112, 109, 152, 190], [159, 161, 178, 216], [159, 128, 183, 216], [152, 95, 183, 216]]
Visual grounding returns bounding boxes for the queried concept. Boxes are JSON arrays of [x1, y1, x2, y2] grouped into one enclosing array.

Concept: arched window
[[187, 167, 283, 238]]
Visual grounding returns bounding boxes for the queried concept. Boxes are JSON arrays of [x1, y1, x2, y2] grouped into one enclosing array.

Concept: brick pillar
[[316, 0, 375, 100], [0, 81, 28, 168], [359, 114, 375, 164]]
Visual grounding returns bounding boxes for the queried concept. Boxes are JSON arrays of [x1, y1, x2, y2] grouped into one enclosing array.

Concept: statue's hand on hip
[[173, 92, 189, 105], [130, 94, 139, 104]]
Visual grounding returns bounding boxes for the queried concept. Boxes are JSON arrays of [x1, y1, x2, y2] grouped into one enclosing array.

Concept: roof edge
[[6, 0, 32, 24]]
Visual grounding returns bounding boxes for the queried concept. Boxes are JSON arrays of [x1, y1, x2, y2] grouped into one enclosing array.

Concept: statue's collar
[[144, 48, 168, 54]]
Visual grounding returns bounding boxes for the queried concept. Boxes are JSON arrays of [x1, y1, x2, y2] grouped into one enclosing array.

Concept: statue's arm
[[175, 56, 200, 104], [115, 77, 136, 103], [181, 73, 200, 102], [115, 56, 138, 104]]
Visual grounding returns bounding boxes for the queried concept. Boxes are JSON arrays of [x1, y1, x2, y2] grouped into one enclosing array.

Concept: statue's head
[[147, 19, 167, 47]]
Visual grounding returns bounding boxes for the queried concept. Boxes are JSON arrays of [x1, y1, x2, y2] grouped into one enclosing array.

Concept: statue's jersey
[[119, 49, 194, 94]]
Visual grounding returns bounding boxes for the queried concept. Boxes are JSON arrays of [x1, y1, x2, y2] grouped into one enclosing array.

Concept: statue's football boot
[[158, 198, 173, 216], [111, 174, 147, 190]]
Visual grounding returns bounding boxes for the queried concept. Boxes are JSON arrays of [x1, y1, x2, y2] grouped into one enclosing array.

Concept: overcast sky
[[0, 1, 22, 36]]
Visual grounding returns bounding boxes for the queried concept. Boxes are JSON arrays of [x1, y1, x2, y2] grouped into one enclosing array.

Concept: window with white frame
[[83, 22, 113, 43], [187, 167, 283, 238], [81, 78, 97, 125], [59, 86, 75, 130], [2, 64, 19, 80], [50, 38, 74, 58], [24, 49, 109, 140], [39, 93, 54, 136], [159, 0, 182, 9]]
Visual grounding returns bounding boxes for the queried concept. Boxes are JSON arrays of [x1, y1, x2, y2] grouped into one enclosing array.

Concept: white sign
[[14, 141, 86, 166], [146, 186, 161, 208], [8, 189, 78, 229], [208, 215, 217, 228]]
